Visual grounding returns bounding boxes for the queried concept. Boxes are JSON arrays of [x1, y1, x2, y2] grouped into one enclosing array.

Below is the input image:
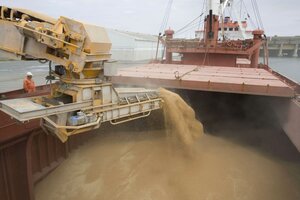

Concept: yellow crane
[[0, 6, 163, 142]]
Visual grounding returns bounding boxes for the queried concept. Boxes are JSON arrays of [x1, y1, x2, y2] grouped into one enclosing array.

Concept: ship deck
[[110, 64, 295, 97]]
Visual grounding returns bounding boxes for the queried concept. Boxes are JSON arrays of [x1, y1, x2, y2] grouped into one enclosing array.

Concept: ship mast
[[205, 0, 248, 42], [204, 0, 221, 47], [207, 0, 221, 16]]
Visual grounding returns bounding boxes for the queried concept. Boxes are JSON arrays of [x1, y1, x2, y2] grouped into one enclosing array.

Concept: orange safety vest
[[23, 78, 36, 93]]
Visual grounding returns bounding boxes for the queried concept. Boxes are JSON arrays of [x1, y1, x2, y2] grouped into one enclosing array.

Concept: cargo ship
[[0, 1, 299, 200], [110, 0, 300, 152]]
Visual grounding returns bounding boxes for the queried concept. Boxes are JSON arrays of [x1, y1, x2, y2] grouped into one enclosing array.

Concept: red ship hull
[[0, 86, 95, 200]]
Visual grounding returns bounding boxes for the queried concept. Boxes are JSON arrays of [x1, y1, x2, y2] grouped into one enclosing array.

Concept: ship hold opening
[[176, 89, 300, 158], [33, 89, 300, 200]]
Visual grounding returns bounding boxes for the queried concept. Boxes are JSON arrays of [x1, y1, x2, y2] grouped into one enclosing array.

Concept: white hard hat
[[26, 72, 33, 76]]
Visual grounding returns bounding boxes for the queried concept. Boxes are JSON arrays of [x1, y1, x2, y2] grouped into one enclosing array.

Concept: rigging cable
[[253, 0, 264, 30], [176, 21, 205, 37], [174, 0, 207, 37], [241, 0, 256, 28], [250, 0, 260, 29], [198, 0, 207, 30], [159, 0, 174, 33], [175, 14, 204, 35], [157, 0, 173, 61], [176, 44, 210, 80]]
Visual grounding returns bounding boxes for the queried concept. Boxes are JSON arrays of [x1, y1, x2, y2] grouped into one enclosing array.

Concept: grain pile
[[34, 90, 300, 200]]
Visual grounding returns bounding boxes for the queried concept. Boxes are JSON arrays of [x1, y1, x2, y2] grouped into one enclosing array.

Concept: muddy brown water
[[35, 90, 300, 200]]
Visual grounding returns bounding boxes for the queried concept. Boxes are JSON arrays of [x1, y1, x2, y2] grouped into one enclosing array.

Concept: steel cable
[[159, 0, 174, 33]]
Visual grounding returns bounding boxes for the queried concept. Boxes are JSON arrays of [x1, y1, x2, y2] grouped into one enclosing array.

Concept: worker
[[23, 72, 36, 93]]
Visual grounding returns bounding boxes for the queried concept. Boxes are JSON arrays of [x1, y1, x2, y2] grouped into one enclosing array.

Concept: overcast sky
[[2, 0, 300, 36]]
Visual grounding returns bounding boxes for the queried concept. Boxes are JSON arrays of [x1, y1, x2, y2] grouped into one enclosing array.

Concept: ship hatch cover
[[110, 64, 295, 98]]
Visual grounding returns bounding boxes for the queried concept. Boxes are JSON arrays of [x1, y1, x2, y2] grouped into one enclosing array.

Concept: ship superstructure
[[195, 17, 253, 40]]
